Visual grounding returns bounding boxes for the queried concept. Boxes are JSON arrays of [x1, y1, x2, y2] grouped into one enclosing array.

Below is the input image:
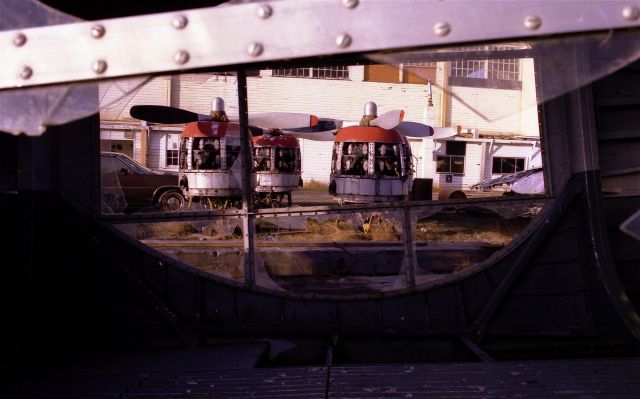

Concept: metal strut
[[468, 181, 581, 343]]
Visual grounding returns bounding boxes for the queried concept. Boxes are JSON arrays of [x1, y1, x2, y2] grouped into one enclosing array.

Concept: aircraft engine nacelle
[[178, 121, 256, 203], [329, 126, 414, 204]]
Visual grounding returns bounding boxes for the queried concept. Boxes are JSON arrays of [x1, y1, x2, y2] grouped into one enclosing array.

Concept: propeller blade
[[130, 105, 212, 124], [284, 118, 342, 133], [396, 121, 434, 137], [282, 130, 337, 141], [370, 109, 404, 129], [280, 118, 341, 141], [432, 127, 458, 138], [249, 112, 318, 129]]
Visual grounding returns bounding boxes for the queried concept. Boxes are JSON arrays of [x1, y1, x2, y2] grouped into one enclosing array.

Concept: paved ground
[[3, 345, 640, 398]]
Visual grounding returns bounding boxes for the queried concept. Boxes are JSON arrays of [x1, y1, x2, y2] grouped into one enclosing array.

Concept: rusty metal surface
[[4, 356, 640, 398]]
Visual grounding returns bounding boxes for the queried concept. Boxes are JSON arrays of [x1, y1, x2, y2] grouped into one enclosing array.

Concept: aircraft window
[[102, 28, 640, 297], [98, 40, 550, 295]]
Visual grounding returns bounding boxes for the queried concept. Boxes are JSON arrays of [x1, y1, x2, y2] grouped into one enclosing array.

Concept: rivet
[[174, 50, 190, 64], [256, 4, 272, 19], [523, 15, 542, 31], [622, 5, 640, 21], [90, 24, 106, 38], [342, 0, 359, 9], [13, 33, 27, 47], [92, 60, 107, 74], [433, 21, 451, 37], [335, 33, 352, 48], [172, 15, 188, 29], [20, 66, 33, 80], [247, 42, 264, 57]]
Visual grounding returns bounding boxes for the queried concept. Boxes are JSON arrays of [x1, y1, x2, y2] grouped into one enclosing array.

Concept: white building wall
[[408, 139, 425, 178], [99, 77, 170, 123], [431, 140, 485, 190], [173, 74, 241, 118], [298, 139, 334, 184], [530, 144, 543, 168], [449, 86, 522, 133], [520, 58, 540, 136]]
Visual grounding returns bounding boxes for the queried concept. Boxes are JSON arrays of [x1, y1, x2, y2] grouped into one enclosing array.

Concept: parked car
[[470, 167, 545, 195], [100, 152, 185, 213]]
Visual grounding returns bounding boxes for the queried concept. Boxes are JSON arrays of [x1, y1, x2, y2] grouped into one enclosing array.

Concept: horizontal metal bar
[[1, 0, 639, 89], [102, 195, 549, 224]]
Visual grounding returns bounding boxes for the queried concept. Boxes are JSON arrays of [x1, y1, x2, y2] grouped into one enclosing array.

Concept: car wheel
[[159, 190, 185, 212]]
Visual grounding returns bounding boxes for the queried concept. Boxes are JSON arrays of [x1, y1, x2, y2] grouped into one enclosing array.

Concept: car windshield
[[115, 153, 155, 174]]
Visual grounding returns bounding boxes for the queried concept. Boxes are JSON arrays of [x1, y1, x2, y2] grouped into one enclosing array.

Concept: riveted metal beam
[[0, 1, 638, 89]]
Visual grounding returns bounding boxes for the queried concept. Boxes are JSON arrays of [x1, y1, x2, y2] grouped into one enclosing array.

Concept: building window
[[448, 44, 523, 90], [436, 141, 466, 174], [273, 66, 349, 80], [450, 60, 486, 79], [166, 150, 179, 166], [492, 157, 525, 174], [166, 134, 180, 167], [365, 62, 437, 84]]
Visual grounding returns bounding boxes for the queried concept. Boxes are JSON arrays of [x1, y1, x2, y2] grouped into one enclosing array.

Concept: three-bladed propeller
[[365, 102, 434, 137], [286, 101, 434, 141]]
